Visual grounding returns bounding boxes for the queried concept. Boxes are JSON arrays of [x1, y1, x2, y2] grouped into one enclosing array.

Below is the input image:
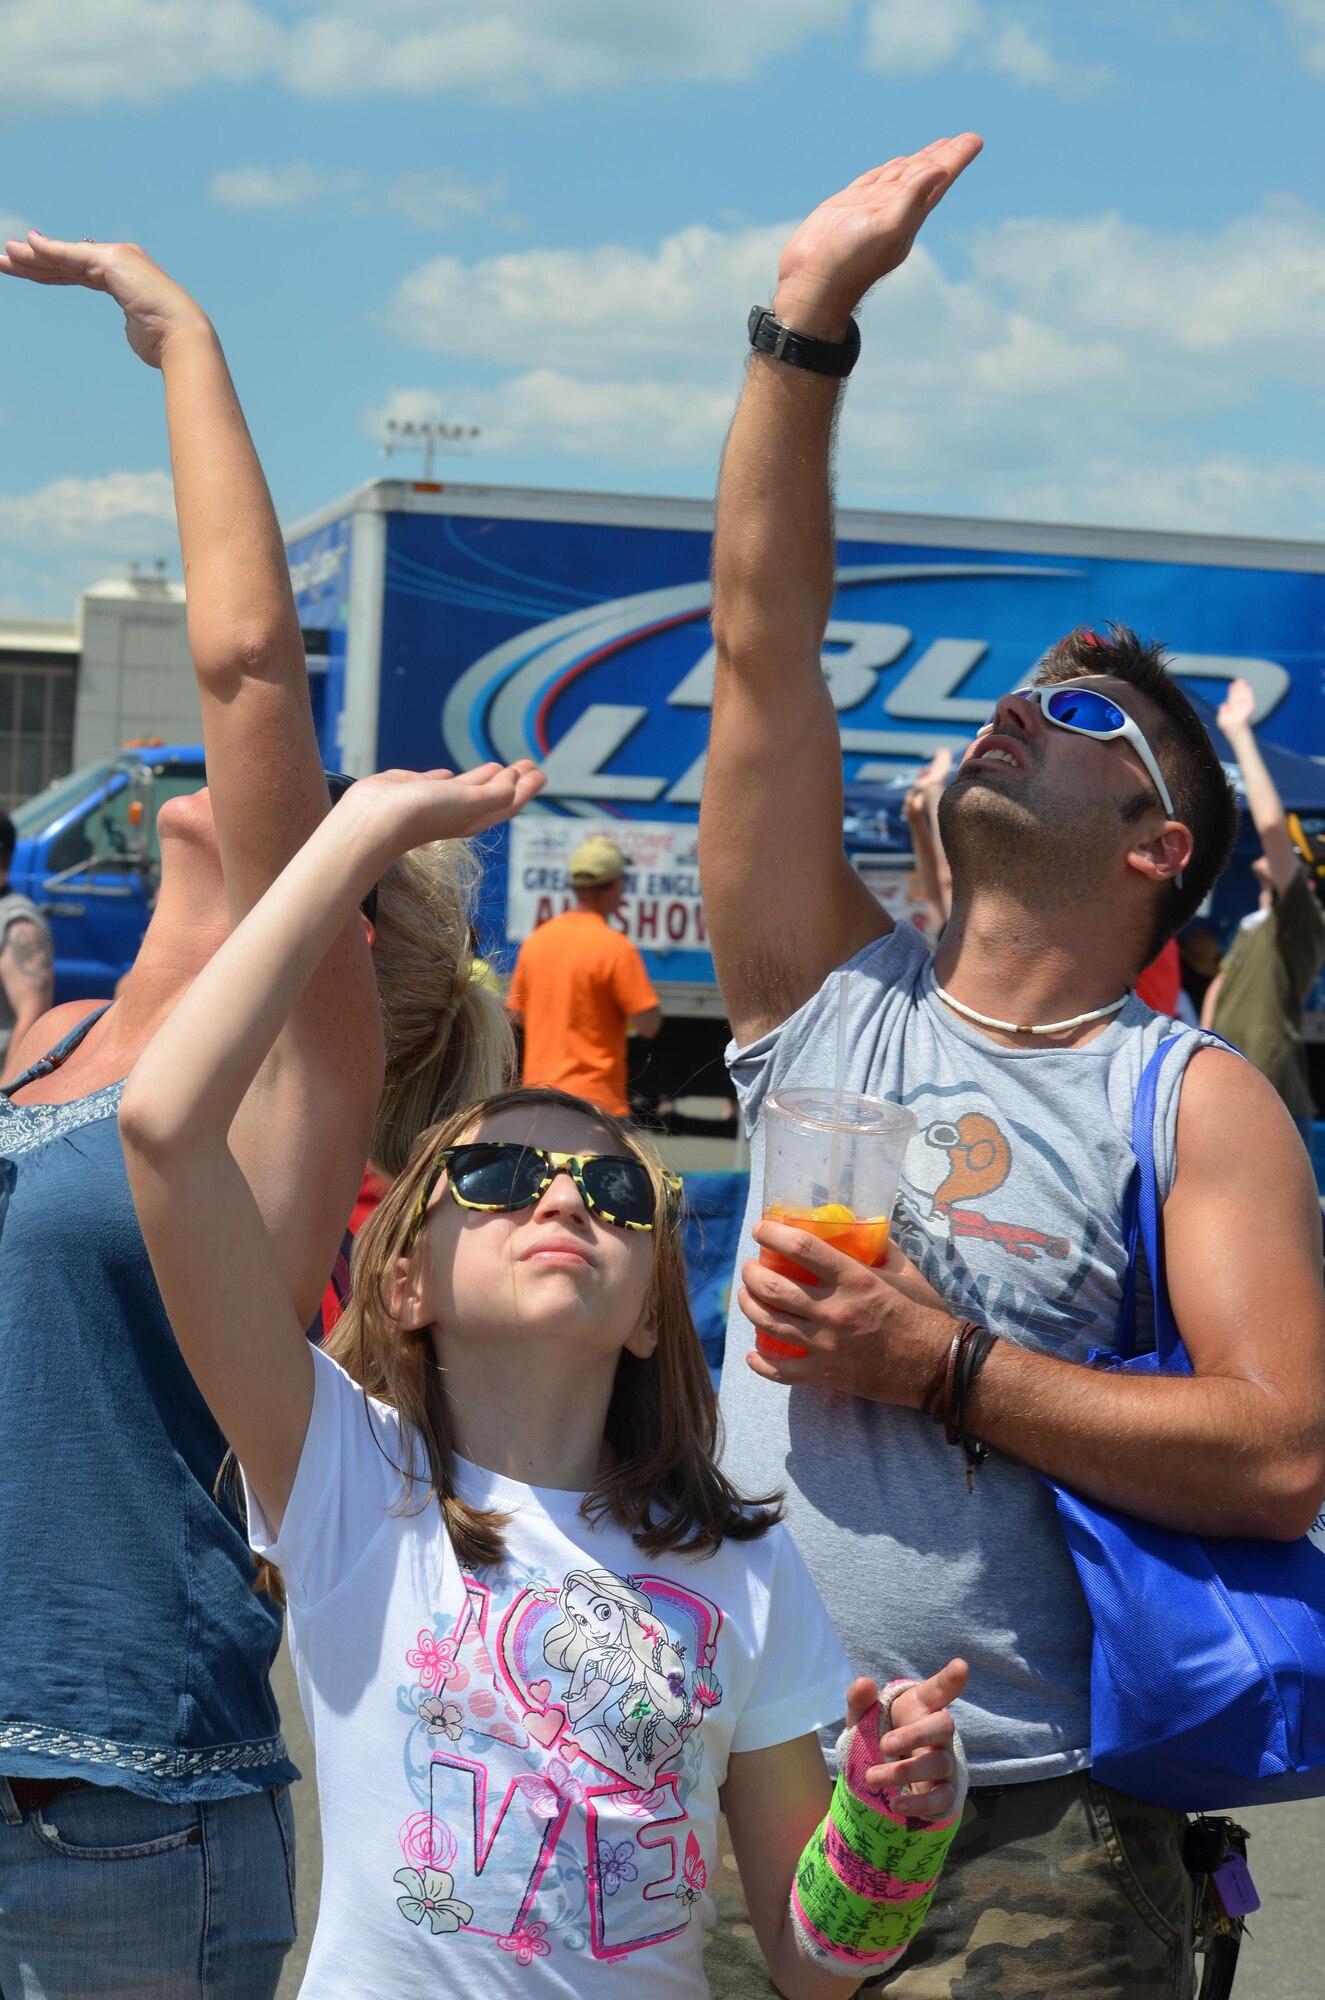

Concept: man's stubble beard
[[938, 771, 1122, 913]]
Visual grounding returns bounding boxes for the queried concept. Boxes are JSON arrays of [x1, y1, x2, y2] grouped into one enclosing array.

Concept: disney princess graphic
[[541, 1568, 721, 1786]]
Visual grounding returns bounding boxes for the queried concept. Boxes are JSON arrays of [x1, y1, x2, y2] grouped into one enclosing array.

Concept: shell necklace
[[931, 979, 1130, 1038]]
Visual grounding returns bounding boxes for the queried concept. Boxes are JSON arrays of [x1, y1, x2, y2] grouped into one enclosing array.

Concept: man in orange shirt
[[507, 835, 662, 1117]]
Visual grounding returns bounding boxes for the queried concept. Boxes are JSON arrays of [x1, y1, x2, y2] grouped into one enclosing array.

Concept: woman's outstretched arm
[[1, 230, 380, 1318], [120, 761, 543, 1528]]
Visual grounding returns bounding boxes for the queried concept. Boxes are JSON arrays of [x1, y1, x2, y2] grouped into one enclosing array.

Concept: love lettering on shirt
[[394, 1564, 725, 1965]]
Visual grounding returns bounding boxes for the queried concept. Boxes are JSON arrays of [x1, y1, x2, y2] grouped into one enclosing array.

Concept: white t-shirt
[[248, 1349, 850, 1998]]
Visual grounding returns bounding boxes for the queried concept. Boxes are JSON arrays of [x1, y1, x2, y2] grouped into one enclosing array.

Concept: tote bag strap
[[1128, 1034, 1191, 1374]]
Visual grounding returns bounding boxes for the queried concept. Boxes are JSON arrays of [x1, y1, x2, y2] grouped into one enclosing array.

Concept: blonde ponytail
[[368, 840, 516, 1175]]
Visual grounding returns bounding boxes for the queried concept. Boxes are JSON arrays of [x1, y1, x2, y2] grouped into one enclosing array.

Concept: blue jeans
[[0, 1780, 296, 1999]]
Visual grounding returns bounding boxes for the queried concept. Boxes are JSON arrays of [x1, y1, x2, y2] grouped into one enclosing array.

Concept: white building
[[0, 572, 195, 815]]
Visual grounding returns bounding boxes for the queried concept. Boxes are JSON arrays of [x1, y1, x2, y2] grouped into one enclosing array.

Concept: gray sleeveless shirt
[[719, 922, 1209, 1784]]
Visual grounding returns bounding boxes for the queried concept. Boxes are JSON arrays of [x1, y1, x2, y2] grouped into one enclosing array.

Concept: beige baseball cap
[[569, 834, 631, 884]]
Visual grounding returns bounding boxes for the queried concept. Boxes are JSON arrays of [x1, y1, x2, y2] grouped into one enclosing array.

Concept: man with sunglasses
[[700, 138, 1325, 1998]]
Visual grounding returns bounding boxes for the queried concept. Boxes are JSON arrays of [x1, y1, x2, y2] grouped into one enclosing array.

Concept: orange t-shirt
[[507, 910, 659, 1117]]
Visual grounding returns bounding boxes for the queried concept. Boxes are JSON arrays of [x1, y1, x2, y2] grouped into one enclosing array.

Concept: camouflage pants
[[705, 1772, 1196, 1998]]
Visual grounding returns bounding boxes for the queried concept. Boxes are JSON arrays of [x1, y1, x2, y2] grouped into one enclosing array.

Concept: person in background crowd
[[902, 750, 952, 943], [699, 136, 1325, 1998], [507, 833, 661, 1118], [0, 227, 387, 1999], [0, 808, 53, 1082], [1202, 677, 1325, 1155], [1134, 936, 1183, 1016]]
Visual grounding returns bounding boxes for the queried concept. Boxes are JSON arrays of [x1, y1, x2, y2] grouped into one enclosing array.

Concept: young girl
[[121, 766, 969, 1999]]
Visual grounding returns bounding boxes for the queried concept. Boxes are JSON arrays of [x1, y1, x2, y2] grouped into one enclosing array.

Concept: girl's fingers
[[845, 1676, 880, 1730], [887, 1779, 958, 1822], [887, 1658, 968, 1734], [868, 1745, 955, 1792]]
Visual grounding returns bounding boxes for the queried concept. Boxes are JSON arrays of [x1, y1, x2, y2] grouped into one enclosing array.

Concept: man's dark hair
[[1034, 625, 1239, 961], [0, 810, 15, 873]]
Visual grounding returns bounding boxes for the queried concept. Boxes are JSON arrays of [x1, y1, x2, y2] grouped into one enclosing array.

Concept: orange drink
[[756, 1201, 891, 1358]]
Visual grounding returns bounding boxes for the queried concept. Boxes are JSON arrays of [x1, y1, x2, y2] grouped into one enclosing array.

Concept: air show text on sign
[[507, 820, 707, 952]]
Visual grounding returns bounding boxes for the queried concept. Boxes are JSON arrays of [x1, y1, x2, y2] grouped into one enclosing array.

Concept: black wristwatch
[[747, 304, 861, 377]]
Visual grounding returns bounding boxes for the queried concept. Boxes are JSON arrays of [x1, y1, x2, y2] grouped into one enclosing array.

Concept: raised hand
[[903, 747, 953, 822], [338, 761, 546, 860], [774, 135, 983, 335], [0, 232, 209, 368], [1217, 677, 1256, 738]]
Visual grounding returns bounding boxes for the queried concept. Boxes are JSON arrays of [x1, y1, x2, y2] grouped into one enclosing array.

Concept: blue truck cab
[[7, 743, 207, 1001]]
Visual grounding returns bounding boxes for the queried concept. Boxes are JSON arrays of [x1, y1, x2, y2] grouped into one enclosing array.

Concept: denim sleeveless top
[[0, 1009, 295, 1801]]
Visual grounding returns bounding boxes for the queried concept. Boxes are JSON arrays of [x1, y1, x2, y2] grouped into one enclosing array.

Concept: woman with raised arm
[[119, 766, 970, 2000], [0, 233, 494, 1997]]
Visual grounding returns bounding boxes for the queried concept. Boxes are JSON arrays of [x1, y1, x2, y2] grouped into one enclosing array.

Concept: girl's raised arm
[[120, 762, 543, 1531]]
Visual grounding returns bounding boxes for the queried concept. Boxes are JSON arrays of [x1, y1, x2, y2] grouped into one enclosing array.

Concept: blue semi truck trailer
[[10, 480, 1325, 1078]]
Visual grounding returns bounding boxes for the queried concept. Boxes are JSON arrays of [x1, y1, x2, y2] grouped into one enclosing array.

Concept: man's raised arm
[[700, 137, 982, 1046]]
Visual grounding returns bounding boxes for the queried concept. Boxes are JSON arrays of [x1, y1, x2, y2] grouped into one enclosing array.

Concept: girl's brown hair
[[324, 1085, 782, 1567]]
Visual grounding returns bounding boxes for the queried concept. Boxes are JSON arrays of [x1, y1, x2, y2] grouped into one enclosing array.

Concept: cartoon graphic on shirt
[[543, 1567, 720, 1787], [890, 1079, 1120, 1349], [395, 1560, 725, 1967], [901, 1112, 1070, 1263]]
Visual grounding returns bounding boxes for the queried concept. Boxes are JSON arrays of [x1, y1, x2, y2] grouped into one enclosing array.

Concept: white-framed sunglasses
[[997, 682, 1178, 819]]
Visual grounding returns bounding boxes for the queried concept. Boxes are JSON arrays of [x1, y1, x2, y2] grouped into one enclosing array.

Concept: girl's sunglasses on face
[[407, 1142, 682, 1244], [995, 683, 1177, 822]]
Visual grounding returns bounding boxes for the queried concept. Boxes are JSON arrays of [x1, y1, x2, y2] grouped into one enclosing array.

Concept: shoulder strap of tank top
[[1, 1002, 113, 1098]]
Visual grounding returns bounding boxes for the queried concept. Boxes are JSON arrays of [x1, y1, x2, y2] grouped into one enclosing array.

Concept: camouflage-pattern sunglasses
[[407, 1141, 682, 1242]]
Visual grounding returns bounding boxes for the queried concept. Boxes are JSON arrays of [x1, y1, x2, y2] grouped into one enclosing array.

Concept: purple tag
[[1211, 1852, 1260, 1919]]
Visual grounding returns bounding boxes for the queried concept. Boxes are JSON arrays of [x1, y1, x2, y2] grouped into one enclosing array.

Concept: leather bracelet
[[748, 304, 861, 378], [921, 1320, 996, 1492]]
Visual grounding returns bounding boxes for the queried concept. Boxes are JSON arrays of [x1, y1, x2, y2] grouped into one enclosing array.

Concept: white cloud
[[1275, 0, 1325, 75], [384, 170, 504, 230], [386, 223, 787, 370], [375, 197, 1325, 541], [0, 0, 851, 109], [864, 0, 1110, 91], [0, 0, 281, 109], [0, 470, 176, 549], [208, 161, 363, 210], [0, 209, 28, 242]]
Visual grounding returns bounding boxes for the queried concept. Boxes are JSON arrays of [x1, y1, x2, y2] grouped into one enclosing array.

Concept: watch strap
[[748, 305, 860, 378]]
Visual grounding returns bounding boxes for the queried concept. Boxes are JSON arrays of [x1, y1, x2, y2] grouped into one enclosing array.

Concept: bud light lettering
[[441, 556, 1294, 809]]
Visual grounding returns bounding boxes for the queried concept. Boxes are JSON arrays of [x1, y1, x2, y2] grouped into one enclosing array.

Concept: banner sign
[[508, 817, 706, 951]]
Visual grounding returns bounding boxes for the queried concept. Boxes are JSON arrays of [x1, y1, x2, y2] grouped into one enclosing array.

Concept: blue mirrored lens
[[1043, 688, 1125, 733]]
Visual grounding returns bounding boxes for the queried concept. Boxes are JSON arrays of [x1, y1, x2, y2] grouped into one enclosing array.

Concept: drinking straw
[[829, 969, 850, 1193], [833, 969, 850, 1105]]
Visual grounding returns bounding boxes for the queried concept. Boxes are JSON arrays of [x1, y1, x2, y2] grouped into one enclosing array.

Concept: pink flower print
[[419, 1698, 463, 1742], [398, 1811, 458, 1872], [498, 1920, 551, 1966], [618, 1784, 668, 1819], [405, 1629, 460, 1693], [639, 1621, 661, 1643]]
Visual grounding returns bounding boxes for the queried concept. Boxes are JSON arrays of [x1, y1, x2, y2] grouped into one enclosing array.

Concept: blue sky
[[1, 0, 1323, 617]]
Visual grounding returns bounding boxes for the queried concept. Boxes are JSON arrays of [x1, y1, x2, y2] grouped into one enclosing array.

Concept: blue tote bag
[[1049, 1034, 1325, 1811]]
